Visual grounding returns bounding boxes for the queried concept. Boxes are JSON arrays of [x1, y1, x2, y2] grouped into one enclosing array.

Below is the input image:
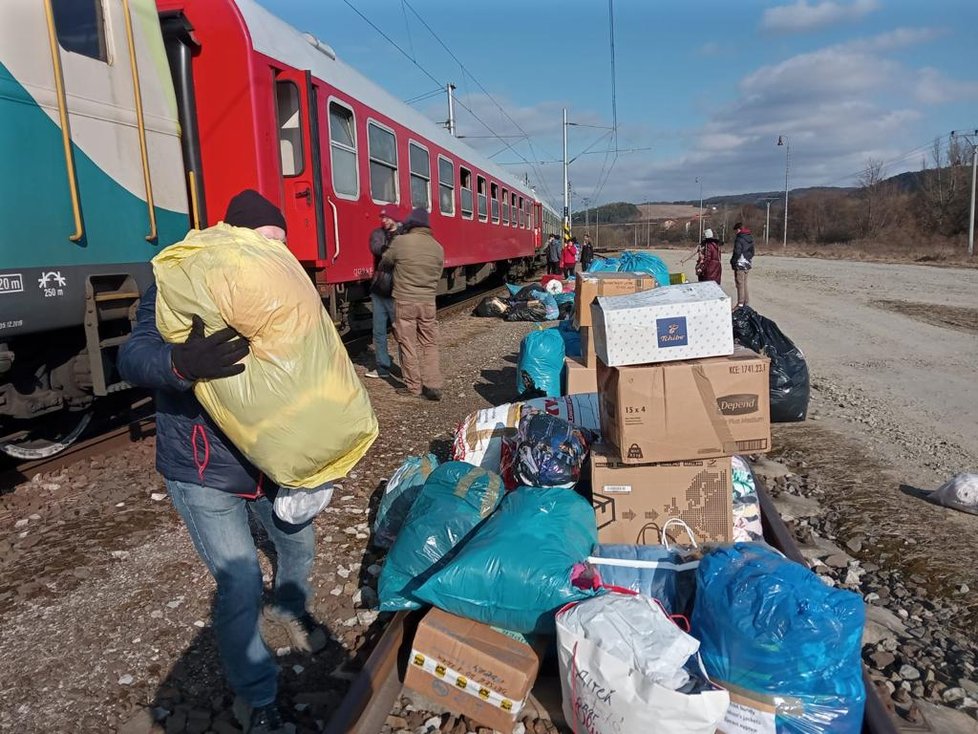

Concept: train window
[[276, 81, 304, 177], [512, 193, 519, 228], [409, 142, 431, 210], [490, 183, 499, 223], [328, 101, 358, 198], [438, 156, 455, 216], [477, 176, 487, 221], [52, 0, 108, 62], [501, 188, 509, 225], [460, 168, 473, 218], [518, 196, 524, 229], [367, 121, 398, 203]]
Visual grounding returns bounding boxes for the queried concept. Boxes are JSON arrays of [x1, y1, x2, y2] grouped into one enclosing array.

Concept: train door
[[273, 69, 326, 264]]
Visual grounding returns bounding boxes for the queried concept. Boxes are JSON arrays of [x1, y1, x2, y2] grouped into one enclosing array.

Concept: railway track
[[1, 280, 514, 490], [324, 482, 901, 734]]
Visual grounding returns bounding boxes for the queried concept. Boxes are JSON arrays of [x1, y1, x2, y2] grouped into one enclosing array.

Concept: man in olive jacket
[[380, 207, 445, 401]]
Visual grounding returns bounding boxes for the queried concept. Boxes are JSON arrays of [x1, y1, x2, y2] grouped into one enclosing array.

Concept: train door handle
[[295, 188, 311, 200]]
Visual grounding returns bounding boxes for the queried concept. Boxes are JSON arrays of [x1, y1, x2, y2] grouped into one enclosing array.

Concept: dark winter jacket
[[369, 225, 399, 297], [546, 237, 561, 263], [581, 242, 594, 269], [117, 285, 268, 496], [697, 239, 722, 284], [731, 229, 755, 270]]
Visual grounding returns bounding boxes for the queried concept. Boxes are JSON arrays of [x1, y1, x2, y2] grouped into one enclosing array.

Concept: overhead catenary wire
[[339, 0, 558, 207]]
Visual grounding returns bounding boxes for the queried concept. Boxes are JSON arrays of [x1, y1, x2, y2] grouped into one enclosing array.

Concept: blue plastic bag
[[372, 454, 439, 549], [588, 544, 698, 615], [517, 328, 565, 398], [552, 319, 581, 358], [692, 543, 866, 733], [537, 291, 559, 320], [586, 251, 670, 289], [378, 462, 504, 611], [415, 487, 599, 634]]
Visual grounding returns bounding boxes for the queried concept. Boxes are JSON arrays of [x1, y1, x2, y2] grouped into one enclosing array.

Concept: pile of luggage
[[371, 274, 857, 734], [474, 283, 573, 323]]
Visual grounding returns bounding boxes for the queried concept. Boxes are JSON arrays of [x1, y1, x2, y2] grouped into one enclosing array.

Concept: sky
[[261, 0, 978, 210]]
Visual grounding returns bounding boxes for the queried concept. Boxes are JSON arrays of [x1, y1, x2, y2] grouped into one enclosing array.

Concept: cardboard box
[[404, 608, 541, 733], [590, 281, 733, 367], [598, 347, 771, 464], [574, 271, 658, 328], [579, 325, 597, 367], [591, 446, 733, 545], [564, 356, 597, 395]]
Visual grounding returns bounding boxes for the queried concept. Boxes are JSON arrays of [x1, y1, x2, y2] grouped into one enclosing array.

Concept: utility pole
[[446, 83, 457, 136], [971, 141, 977, 258], [765, 200, 771, 248], [562, 107, 569, 240], [777, 135, 789, 248], [696, 177, 703, 242]]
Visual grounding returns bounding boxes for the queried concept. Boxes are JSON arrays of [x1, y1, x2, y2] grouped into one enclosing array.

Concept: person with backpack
[[731, 222, 755, 307]]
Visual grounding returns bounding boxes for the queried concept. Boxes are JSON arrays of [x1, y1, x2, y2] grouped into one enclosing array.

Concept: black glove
[[171, 315, 249, 381]]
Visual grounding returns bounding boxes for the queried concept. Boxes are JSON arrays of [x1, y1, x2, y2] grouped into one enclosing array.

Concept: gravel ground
[[4, 253, 978, 733], [0, 308, 539, 734]]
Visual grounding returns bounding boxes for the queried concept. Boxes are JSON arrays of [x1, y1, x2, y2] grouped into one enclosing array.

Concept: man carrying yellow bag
[[119, 190, 378, 734]]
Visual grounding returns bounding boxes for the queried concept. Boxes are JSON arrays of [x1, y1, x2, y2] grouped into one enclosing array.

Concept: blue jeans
[[167, 480, 315, 707], [371, 293, 396, 373]]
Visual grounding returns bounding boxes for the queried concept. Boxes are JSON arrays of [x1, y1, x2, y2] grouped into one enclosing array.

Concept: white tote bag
[[556, 593, 729, 734]]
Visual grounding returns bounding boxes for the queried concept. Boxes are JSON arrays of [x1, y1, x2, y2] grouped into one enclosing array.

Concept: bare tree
[[857, 157, 896, 238], [917, 136, 968, 236]]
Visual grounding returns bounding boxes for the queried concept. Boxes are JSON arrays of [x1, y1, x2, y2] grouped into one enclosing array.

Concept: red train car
[[157, 0, 559, 330]]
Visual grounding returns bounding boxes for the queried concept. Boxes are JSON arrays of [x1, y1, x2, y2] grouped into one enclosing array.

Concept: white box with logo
[[590, 281, 733, 367]]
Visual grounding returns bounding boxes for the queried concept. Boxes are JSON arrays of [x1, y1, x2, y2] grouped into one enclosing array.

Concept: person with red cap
[[119, 189, 327, 734], [365, 205, 402, 378]]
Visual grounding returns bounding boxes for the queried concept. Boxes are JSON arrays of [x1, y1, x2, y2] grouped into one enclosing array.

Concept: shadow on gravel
[[150, 550, 367, 732], [474, 365, 518, 404], [899, 484, 933, 503]]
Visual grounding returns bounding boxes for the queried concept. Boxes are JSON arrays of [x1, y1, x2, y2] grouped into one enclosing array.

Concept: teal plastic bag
[[414, 487, 599, 634], [552, 319, 581, 358], [378, 462, 504, 611], [517, 328, 565, 398], [372, 454, 439, 549]]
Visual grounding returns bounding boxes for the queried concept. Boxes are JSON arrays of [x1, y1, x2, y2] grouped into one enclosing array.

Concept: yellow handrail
[[42, 0, 83, 242], [187, 170, 201, 230], [122, 0, 157, 241]]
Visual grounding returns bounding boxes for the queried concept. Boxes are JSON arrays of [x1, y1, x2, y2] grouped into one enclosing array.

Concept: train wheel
[[0, 410, 94, 460]]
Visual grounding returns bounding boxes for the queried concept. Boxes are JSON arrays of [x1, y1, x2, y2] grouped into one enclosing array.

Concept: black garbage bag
[[504, 300, 548, 322], [474, 296, 509, 317], [732, 306, 809, 422], [512, 284, 546, 301], [557, 300, 575, 320]]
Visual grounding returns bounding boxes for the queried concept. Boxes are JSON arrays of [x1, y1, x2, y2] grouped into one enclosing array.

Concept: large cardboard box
[[591, 447, 733, 545], [564, 356, 597, 395], [579, 325, 598, 367], [598, 347, 771, 464], [590, 281, 733, 367], [404, 608, 541, 733], [574, 271, 657, 328]]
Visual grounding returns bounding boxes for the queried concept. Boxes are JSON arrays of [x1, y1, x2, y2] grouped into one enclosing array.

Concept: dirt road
[[660, 250, 978, 608]]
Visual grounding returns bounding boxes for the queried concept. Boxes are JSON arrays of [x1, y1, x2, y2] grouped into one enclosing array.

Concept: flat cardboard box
[[598, 347, 771, 464], [574, 271, 658, 328], [590, 281, 733, 366], [591, 446, 733, 545], [404, 608, 541, 733], [564, 356, 597, 395], [579, 325, 598, 367]]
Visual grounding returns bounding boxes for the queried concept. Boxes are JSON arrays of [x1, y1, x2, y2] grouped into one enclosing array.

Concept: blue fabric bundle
[[588, 544, 698, 616], [693, 543, 866, 733], [586, 250, 670, 289]]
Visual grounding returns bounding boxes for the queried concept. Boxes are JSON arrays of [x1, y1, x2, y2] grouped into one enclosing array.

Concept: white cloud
[[856, 26, 945, 52], [913, 67, 978, 105], [761, 0, 880, 34]]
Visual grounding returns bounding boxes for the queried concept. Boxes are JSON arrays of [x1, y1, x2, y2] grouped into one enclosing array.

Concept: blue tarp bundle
[[587, 250, 670, 289]]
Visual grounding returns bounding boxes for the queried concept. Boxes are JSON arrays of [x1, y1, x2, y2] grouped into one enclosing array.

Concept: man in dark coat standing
[[118, 190, 326, 734], [546, 234, 561, 274], [731, 222, 755, 307], [365, 205, 401, 378]]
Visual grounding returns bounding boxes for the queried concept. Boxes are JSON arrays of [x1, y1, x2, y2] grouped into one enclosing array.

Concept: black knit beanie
[[224, 189, 287, 232]]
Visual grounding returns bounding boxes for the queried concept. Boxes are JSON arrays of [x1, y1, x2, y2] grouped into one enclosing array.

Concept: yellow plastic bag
[[153, 223, 378, 488]]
